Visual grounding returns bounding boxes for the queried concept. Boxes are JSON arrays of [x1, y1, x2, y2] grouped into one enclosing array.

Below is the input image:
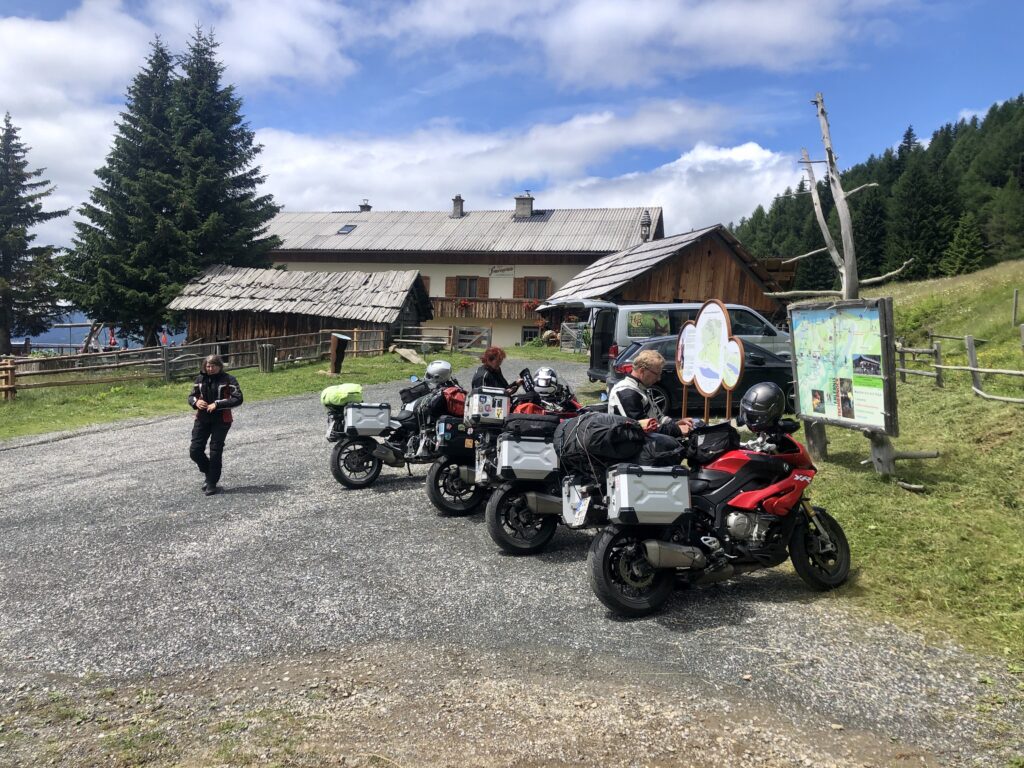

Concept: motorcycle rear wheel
[[426, 458, 486, 516], [589, 525, 673, 617], [789, 508, 850, 590], [330, 438, 383, 488], [485, 483, 558, 555]]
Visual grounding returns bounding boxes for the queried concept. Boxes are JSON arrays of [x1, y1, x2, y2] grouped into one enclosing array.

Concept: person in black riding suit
[[471, 346, 521, 395], [608, 349, 692, 437], [188, 354, 243, 496]]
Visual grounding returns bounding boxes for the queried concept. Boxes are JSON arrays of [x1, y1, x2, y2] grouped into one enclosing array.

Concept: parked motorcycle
[[484, 408, 655, 556], [427, 367, 585, 517], [326, 360, 472, 489], [588, 382, 850, 617]]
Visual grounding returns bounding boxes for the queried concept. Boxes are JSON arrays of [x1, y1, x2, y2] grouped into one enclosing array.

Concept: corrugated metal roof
[[168, 265, 429, 324], [267, 206, 663, 253], [543, 224, 779, 304]]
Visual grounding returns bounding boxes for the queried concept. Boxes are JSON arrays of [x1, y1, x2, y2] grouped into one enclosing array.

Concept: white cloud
[[542, 142, 801, 233], [144, 0, 360, 85], [256, 107, 798, 235], [385, 0, 909, 87]]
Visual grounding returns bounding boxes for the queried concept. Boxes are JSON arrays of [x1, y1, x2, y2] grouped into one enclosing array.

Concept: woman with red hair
[[472, 346, 520, 394]]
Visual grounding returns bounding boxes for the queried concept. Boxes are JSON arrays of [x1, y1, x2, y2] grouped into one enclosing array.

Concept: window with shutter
[[445, 276, 457, 297], [421, 275, 430, 295], [477, 277, 489, 299], [524, 277, 551, 300], [456, 276, 478, 297], [513, 277, 525, 298]]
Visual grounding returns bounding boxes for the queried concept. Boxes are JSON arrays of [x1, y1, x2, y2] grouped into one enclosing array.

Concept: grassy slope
[[841, 260, 1024, 658]]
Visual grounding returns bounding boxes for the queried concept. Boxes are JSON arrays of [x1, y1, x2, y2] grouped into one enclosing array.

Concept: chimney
[[359, 199, 372, 212], [514, 190, 534, 219], [640, 209, 652, 242], [451, 194, 464, 218]]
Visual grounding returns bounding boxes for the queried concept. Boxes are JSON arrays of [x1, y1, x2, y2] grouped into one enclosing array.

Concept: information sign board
[[788, 297, 898, 436]]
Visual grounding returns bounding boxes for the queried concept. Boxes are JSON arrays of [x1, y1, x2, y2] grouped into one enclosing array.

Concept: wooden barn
[[168, 265, 431, 342], [541, 224, 791, 322]]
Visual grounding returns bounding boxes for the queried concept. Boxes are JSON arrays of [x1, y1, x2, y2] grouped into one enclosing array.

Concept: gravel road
[[0, 359, 1020, 766]]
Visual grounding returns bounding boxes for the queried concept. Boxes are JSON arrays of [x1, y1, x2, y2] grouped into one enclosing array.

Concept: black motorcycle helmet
[[738, 381, 786, 432]]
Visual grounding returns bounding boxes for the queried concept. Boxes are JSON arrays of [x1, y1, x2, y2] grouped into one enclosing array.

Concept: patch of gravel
[[0, 358, 1020, 766]]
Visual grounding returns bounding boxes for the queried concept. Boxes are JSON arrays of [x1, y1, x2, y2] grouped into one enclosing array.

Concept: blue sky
[[2, 0, 1022, 248]]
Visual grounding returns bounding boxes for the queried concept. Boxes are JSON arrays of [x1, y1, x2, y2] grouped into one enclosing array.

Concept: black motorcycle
[[327, 374, 472, 489]]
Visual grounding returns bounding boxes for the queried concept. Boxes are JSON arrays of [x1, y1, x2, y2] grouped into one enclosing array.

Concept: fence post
[[161, 346, 170, 382], [964, 335, 984, 397], [898, 347, 906, 382], [933, 341, 943, 388], [352, 329, 361, 357], [1013, 288, 1019, 328], [1020, 323, 1024, 353], [0, 360, 15, 401]]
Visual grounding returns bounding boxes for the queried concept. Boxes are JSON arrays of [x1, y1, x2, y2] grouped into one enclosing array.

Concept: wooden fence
[[894, 334, 1023, 405], [391, 325, 454, 351], [559, 322, 590, 353], [0, 328, 384, 401], [454, 326, 492, 350]]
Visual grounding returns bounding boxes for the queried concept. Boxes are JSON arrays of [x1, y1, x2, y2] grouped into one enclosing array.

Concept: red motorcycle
[[589, 382, 850, 617]]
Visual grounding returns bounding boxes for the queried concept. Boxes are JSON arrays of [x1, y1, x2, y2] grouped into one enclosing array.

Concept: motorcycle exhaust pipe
[[642, 541, 708, 570], [523, 492, 562, 516]]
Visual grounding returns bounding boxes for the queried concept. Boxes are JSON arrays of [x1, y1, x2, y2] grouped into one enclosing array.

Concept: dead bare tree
[[768, 94, 934, 477], [769, 93, 912, 301]]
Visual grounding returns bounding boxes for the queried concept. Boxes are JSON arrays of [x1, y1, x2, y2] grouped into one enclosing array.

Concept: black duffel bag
[[399, 379, 431, 404], [636, 432, 688, 467], [504, 413, 561, 439], [554, 412, 646, 471]]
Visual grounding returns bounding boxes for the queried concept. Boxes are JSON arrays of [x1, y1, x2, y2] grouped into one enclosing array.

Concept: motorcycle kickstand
[[406, 463, 413, 476]]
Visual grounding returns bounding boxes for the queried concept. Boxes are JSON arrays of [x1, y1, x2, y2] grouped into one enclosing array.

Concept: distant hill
[[733, 95, 1024, 291]]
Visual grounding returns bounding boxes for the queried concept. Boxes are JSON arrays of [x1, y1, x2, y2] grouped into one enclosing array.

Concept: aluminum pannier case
[[343, 403, 391, 435], [465, 387, 509, 425], [606, 464, 691, 525], [497, 433, 558, 481]]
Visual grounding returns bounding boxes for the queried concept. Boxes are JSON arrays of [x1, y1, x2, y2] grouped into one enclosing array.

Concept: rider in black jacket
[[472, 346, 521, 395], [188, 355, 243, 496]]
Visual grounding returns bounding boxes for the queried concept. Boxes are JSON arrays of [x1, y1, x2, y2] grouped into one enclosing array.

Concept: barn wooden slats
[[169, 265, 431, 343]]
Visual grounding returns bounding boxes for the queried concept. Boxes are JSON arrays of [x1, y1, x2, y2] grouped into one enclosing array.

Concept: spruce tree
[[64, 39, 186, 345], [0, 113, 69, 355], [939, 211, 985, 275], [172, 28, 279, 271], [885, 150, 958, 279], [985, 176, 1024, 262]]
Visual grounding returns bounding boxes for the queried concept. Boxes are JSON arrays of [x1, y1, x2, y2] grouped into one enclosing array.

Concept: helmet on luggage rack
[[424, 360, 453, 384], [533, 366, 558, 396], [738, 381, 786, 432]]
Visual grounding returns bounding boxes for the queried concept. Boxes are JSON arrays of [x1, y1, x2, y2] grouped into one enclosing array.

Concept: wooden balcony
[[430, 297, 543, 321]]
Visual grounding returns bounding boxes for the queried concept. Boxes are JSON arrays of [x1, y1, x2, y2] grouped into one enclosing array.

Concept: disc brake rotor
[[613, 543, 654, 589]]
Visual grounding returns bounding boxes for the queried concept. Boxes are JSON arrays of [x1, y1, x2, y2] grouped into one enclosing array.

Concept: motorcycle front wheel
[[789, 507, 850, 590], [426, 457, 486, 516], [330, 438, 383, 488], [485, 483, 558, 555], [588, 525, 673, 617]]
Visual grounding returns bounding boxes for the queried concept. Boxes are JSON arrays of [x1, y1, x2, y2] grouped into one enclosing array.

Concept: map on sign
[[790, 299, 897, 435]]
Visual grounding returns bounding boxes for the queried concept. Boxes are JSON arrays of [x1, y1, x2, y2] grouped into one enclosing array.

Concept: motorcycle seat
[[394, 410, 418, 425], [688, 469, 732, 495]]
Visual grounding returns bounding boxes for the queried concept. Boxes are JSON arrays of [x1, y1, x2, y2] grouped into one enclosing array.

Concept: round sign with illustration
[[676, 299, 745, 398], [723, 338, 744, 390], [675, 322, 697, 384]]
